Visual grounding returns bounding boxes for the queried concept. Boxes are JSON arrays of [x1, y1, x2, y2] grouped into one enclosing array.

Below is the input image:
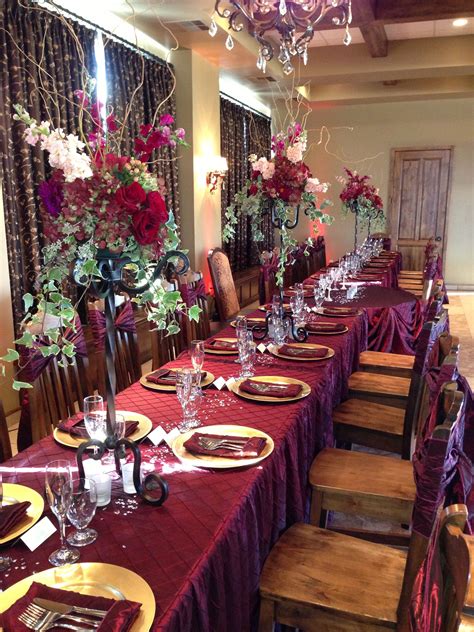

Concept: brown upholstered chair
[[207, 248, 240, 321], [0, 398, 12, 463]]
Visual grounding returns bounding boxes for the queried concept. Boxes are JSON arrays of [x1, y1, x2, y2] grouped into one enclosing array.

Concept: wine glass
[[45, 460, 79, 566], [83, 395, 107, 446], [239, 341, 256, 378], [190, 340, 205, 395], [66, 478, 98, 547], [176, 369, 194, 432], [0, 474, 11, 572]]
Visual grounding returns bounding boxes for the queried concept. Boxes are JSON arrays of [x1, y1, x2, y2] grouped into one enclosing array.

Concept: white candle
[[89, 473, 111, 506], [122, 463, 142, 494]]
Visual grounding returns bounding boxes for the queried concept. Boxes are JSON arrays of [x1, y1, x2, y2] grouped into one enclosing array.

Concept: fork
[[197, 437, 247, 451], [19, 602, 100, 630]]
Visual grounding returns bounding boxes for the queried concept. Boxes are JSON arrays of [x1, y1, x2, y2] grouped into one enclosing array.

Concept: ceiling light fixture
[[209, 0, 352, 75], [452, 18, 468, 27]]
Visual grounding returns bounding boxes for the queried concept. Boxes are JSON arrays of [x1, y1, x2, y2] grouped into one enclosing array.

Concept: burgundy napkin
[[0, 582, 141, 632], [306, 322, 346, 333], [183, 432, 267, 459], [146, 369, 207, 386], [240, 379, 302, 399], [278, 344, 328, 359], [0, 501, 30, 538], [204, 339, 238, 351], [321, 307, 357, 316], [262, 303, 290, 312], [57, 414, 139, 438]]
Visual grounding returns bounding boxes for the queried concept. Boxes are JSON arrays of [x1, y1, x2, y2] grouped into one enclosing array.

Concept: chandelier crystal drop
[[212, 0, 352, 74]]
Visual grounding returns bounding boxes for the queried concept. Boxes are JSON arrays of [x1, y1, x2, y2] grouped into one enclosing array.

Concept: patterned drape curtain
[[0, 0, 96, 333], [103, 39, 181, 224], [220, 96, 273, 271]]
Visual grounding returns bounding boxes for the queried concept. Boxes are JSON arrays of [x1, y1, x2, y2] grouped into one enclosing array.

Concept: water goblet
[[45, 460, 79, 566], [83, 395, 107, 451], [66, 478, 98, 547], [239, 341, 256, 378], [0, 474, 11, 571]]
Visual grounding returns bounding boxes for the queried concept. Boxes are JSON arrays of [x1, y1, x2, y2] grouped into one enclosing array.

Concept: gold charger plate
[[204, 337, 238, 355], [306, 323, 349, 336], [229, 375, 311, 403], [140, 370, 215, 392], [171, 424, 274, 469], [53, 411, 152, 449], [259, 304, 290, 312], [314, 307, 361, 318], [0, 562, 155, 631], [230, 317, 266, 328], [268, 342, 334, 362], [0, 484, 44, 545]]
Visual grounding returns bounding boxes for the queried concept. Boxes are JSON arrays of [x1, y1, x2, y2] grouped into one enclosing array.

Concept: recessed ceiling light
[[452, 18, 469, 27]]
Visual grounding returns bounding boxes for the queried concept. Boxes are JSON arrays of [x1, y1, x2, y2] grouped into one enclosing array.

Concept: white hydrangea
[[286, 141, 304, 164], [40, 130, 92, 182], [251, 156, 275, 180], [305, 177, 329, 194]]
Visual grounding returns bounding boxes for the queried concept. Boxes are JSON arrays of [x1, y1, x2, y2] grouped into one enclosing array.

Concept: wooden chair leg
[[310, 489, 327, 527], [258, 597, 275, 632]]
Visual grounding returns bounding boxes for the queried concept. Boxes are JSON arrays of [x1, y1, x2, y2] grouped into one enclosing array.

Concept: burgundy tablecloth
[[0, 311, 367, 632]]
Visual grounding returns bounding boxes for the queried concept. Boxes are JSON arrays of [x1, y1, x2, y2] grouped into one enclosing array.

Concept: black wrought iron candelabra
[[251, 201, 309, 344], [74, 249, 189, 505]]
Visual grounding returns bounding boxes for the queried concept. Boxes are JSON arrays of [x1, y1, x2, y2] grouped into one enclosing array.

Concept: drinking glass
[[83, 395, 107, 444], [66, 478, 98, 547], [290, 296, 305, 326], [313, 286, 325, 311], [234, 316, 248, 363], [45, 460, 79, 566], [272, 316, 289, 345], [0, 474, 11, 571], [190, 340, 205, 394], [239, 341, 256, 378], [176, 369, 194, 432]]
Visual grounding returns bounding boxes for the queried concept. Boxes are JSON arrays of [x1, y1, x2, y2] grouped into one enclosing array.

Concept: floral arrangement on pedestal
[[223, 122, 333, 286], [2, 89, 195, 390], [338, 168, 384, 248]]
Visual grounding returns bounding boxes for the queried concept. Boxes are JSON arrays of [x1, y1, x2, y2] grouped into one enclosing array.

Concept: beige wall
[[293, 97, 474, 286], [173, 50, 222, 288], [0, 185, 19, 414]]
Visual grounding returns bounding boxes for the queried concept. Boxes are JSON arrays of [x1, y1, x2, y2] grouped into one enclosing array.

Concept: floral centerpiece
[[338, 168, 384, 248], [223, 122, 333, 286], [2, 89, 196, 390]]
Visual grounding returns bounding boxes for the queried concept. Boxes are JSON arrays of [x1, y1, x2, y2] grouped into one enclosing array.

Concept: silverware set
[[197, 436, 248, 452], [19, 599, 107, 631]]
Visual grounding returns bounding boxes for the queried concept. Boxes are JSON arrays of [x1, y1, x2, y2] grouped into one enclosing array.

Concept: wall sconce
[[206, 156, 228, 194]]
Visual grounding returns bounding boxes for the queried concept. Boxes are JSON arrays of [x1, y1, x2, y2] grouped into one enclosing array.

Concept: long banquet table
[[0, 309, 367, 631]]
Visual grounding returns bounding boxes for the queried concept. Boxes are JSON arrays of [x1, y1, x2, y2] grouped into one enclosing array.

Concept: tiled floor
[[6, 292, 474, 456]]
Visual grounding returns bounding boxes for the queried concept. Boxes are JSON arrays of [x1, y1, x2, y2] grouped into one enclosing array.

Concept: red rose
[[147, 191, 168, 224], [132, 207, 163, 245], [115, 182, 146, 212]]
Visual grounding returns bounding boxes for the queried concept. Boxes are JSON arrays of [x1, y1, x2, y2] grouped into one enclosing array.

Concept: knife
[[33, 597, 108, 618]]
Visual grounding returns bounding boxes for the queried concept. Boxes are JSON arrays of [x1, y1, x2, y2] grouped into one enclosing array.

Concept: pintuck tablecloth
[[0, 311, 367, 632]]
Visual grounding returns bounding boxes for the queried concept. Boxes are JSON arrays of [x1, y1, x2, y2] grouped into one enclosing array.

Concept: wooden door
[[388, 147, 452, 270]]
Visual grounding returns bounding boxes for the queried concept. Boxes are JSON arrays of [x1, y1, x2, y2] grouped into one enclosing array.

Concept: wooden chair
[[259, 390, 467, 632], [207, 248, 241, 322], [310, 365, 459, 543], [0, 398, 12, 463], [333, 317, 453, 459], [29, 352, 94, 441]]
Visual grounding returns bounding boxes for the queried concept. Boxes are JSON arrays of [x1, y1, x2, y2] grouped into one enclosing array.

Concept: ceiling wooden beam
[[352, 0, 388, 58], [375, 0, 474, 23]]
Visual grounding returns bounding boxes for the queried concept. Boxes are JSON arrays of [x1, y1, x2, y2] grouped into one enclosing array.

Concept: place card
[[225, 377, 236, 389], [165, 427, 181, 448], [213, 376, 227, 390], [257, 343, 267, 354], [347, 285, 358, 299], [146, 425, 168, 446], [21, 516, 56, 552]]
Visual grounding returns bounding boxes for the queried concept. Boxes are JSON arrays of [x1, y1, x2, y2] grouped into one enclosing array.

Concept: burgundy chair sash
[[88, 300, 136, 351], [180, 279, 207, 308]]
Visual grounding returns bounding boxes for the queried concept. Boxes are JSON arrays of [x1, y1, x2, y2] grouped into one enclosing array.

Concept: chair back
[[177, 269, 211, 342], [207, 248, 240, 321], [0, 399, 12, 463], [401, 310, 449, 458], [397, 386, 466, 629]]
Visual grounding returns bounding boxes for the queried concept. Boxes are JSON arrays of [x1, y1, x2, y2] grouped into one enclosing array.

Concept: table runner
[[0, 312, 367, 632]]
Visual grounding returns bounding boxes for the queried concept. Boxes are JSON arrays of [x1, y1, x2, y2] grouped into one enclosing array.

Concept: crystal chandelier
[[209, 0, 352, 75]]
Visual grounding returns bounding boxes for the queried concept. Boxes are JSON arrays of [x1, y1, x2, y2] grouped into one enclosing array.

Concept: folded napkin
[[240, 379, 302, 399], [278, 344, 328, 359], [204, 339, 238, 351], [0, 501, 31, 538], [1, 581, 141, 632], [183, 432, 267, 459], [146, 369, 207, 386], [262, 303, 290, 312], [321, 307, 357, 316], [57, 414, 139, 439], [306, 322, 346, 333]]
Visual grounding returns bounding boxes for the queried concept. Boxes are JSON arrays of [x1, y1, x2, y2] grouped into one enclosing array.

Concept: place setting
[[229, 375, 311, 404], [267, 342, 335, 362], [0, 475, 44, 552]]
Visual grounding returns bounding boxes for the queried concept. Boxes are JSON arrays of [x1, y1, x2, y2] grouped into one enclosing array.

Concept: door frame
[[388, 146, 454, 270]]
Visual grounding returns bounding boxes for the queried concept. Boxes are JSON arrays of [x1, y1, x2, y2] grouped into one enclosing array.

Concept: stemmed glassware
[[313, 284, 325, 311], [290, 295, 306, 326], [83, 395, 107, 451], [0, 473, 11, 572], [45, 460, 79, 566], [66, 478, 98, 547], [190, 340, 205, 395], [235, 316, 248, 363], [176, 369, 200, 432], [238, 330, 256, 378], [319, 274, 331, 302]]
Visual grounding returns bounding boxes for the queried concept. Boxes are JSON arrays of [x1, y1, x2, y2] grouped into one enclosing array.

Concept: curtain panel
[[103, 39, 181, 224], [220, 97, 273, 272], [0, 0, 97, 333]]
